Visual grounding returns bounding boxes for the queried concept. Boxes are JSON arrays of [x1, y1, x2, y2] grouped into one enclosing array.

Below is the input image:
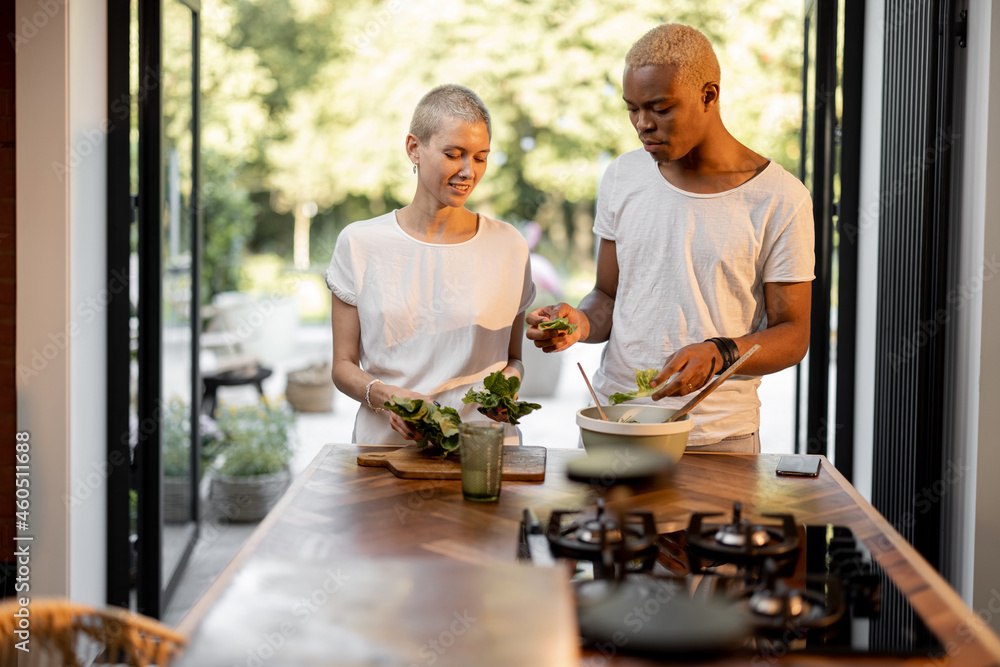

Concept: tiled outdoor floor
[[162, 328, 796, 626]]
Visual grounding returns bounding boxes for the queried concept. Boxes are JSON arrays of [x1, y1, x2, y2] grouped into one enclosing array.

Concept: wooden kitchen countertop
[[177, 445, 1000, 667]]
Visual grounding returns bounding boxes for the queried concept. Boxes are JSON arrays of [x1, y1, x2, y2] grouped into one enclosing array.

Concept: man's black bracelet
[[705, 337, 738, 374], [723, 337, 740, 366], [721, 337, 740, 369], [705, 338, 729, 373]]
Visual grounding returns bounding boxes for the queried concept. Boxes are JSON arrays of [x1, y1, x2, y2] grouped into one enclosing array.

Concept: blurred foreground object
[[0, 598, 187, 666]]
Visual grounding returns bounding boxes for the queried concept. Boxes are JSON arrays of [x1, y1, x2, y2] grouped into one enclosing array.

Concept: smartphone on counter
[[776, 455, 821, 477]]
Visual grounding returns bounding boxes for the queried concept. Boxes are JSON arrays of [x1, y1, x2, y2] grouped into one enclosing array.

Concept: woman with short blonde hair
[[327, 84, 534, 445]]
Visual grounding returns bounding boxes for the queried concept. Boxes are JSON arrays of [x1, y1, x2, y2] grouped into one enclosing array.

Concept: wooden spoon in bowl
[[577, 363, 609, 421]]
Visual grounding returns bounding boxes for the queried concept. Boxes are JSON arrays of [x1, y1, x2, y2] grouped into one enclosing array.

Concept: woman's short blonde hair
[[409, 84, 492, 143], [625, 24, 721, 92]]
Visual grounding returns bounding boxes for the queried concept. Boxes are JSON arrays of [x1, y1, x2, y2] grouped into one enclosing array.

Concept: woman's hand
[[388, 412, 426, 441], [478, 405, 510, 423], [474, 365, 520, 424], [378, 385, 435, 442], [525, 303, 585, 353]]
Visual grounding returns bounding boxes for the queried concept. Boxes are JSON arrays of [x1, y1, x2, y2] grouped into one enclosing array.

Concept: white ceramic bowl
[[576, 404, 694, 464]]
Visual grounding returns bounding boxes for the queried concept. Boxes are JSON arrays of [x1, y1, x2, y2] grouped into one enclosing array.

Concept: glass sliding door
[[160, 0, 202, 604], [117, 0, 203, 618], [798, 0, 864, 476]]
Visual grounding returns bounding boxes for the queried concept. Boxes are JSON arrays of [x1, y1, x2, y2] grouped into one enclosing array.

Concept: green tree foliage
[[199, 151, 259, 302], [206, 0, 804, 279], [197, 1, 277, 299]]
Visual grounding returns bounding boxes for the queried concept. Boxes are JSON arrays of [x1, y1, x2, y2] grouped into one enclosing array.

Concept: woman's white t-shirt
[[326, 211, 535, 445], [592, 150, 815, 447]]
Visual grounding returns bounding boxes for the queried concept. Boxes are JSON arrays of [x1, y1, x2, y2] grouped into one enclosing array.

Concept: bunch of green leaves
[[538, 317, 578, 334], [462, 371, 542, 425], [609, 368, 660, 405], [384, 397, 462, 457]]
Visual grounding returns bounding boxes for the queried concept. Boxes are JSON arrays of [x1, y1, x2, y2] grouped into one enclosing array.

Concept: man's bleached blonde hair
[[625, 24, 721, 92], [409, 84, 492, 143]]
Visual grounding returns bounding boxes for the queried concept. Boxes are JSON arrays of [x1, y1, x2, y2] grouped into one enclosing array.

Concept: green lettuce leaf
[[462, 371, 542, 425], [383, 397, 462, 456], [608, 368, 660, 405], [538, 317, 578, 334]]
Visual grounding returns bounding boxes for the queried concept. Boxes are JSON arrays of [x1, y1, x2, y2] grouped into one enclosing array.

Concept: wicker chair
[[0, 598, 186, 666]]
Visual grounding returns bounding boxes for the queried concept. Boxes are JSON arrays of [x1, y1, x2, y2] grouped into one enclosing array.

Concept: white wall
[[952, 0, 989, 611], [15, 0, 71, 600], [966, 0, 1000, 634], [14, 0, 108, 606], [852, 0, 886, 503], [68, 0, 109, 606]]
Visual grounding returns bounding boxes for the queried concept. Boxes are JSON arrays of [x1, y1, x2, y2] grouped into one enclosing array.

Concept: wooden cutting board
[[357, 445, 546, 481]]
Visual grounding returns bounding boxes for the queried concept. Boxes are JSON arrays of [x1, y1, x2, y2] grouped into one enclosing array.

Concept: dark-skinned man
[[527, 24, 814, 452]]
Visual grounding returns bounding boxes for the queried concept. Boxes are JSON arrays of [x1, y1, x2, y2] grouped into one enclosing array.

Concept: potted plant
[[162, 398, 194, 523], [209, 397, 297, 522], [159, 398, 225, 523]]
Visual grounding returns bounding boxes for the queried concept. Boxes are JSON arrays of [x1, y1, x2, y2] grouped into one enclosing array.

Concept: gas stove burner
[[518, 516, 945, 664], [686, 501, 799, 572], [577, 519, 623, 545], [748, 579, 804, 618], [546, 498, 659, 579], [518, 516, 937, 660], [715, 523, 772, 548], [744, 575, 846, 633], [738, 557, 846, 632], [714, 503, 772, 547]]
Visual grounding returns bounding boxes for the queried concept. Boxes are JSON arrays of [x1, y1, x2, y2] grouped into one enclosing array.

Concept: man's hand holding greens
[[525, 303, 587, 353]]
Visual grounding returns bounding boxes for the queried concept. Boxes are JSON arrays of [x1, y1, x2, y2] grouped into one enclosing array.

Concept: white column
[[14, 0, 109, 606], [68, 0, 109, 606], [852, 0, 886, 503], [15, 0, 71, 599], [967, 0, 1000, 633]]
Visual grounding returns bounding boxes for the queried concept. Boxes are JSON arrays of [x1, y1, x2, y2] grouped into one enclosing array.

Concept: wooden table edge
[[819, 456, 1000, 661], [175, 443, 333, 636]]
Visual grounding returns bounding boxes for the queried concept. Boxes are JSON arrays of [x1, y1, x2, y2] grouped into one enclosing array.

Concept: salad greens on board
[[462, 371, 542, 425], [383, 397, 462, 457]]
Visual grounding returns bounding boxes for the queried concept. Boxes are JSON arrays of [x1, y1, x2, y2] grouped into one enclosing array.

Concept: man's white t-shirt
[[592, 149, 815, 447], [326, 211, 535, 445]]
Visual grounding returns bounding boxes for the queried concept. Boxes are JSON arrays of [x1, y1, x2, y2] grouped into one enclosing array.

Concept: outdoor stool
[[202, 366, 273, 416]]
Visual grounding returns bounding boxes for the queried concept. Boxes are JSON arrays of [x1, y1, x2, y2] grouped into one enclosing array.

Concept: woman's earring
[[412, 163, 417, 174]]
